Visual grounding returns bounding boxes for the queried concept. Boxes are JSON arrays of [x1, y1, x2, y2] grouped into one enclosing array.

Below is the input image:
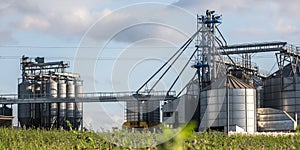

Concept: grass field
[[0, 126, 299, 149]]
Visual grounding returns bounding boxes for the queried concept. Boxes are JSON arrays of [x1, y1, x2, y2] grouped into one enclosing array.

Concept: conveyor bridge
[[0, 91, 176, 104], [219, 41, 300, 57]]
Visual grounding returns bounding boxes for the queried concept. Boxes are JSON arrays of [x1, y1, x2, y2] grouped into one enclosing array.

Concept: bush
[[0, 126, 299, 149]]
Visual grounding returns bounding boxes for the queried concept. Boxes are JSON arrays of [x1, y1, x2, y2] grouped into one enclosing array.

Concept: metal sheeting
[[50, 103, 58, 127], [42, 103, 50, 127], [74, 81, 83, 129], [18, 82, 32, 127], [263, 64, 300, 125], [162, 75, 256, 133], [125, 101, 160, 123], [58, 82, 66, 128], [162, 95, 198, 126], [59, 102, 66, 127], [66, 81, 75, 125], [257, 108, 296, 131], [46, 79, 57, 98], [227, 75, 254, 89], [58, 82, 66, 98], [47, 79, 58, 127], [199, 76, 256, 133]]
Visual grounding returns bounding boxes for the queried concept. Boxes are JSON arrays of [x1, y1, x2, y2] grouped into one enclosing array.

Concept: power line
[[0, 45, 194, 49], [0, 56, 195, 61]]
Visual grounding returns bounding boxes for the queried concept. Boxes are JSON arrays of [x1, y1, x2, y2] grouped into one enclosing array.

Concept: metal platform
[[0, 91, 176, 104], [219, 57, 258, 72], [218, 41, 300, 78]]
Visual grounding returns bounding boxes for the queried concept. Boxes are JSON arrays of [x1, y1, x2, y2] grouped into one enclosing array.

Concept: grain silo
[[18, 81, 32, 127], [18, 56, 83, 129], [263, 64, 300, 125], [66, 81, 75, 126], [47, 78, 58, 128], [199, 75, 256, 133], [58, 80, 67, 128], [74, 80, 83, 129]]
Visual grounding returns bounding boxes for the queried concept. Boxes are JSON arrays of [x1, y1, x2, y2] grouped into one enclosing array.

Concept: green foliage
[[0, 126, 299, 149], [296, 125, 300, 133]]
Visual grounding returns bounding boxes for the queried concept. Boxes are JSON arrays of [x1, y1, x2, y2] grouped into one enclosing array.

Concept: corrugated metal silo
[[74, 80, 83, 129], [47, 79, 58, 128], [199, 75, 256, 133], [263, 64, 300, 125], [18, 81, 32, 127], [66, 81, 75, 126], [58, 81, 67, 127]]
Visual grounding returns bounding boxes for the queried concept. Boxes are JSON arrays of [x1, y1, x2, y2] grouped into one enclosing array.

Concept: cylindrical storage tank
[[66, 81, 75, 126], [58, 81, 67, 98], [229, 88, 256, 133], [50, 103, 58, 128], [46, 79, 58, 98], [42, 103, 50, 128], [199, 75, 256, 133], [18, 81, 32, 99], [33, 82, 42, 127], [66, 103, 75, 126], [74, 80, 83, 129], [33, 82, 42, 97], [46, 78, 58, 128], [58, 81, 67, 127], [256, 86, 263, 108], [263, 65, 300, 125], [67, 81, 75, 98], [18, 81, 32, 127], [40, 80, 47, 98], [59, 103, 66, 128], [32, 103, 41, 127], [75, 80, 83, 98]]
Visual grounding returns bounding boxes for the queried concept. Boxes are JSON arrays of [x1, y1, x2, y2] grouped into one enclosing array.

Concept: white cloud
[[4, 0, 111, 37], [172, 0, 300, 44], [0, 26, 14, 44], [17, 16, 50, 30], [274, 19, 299, 34], [0, 1, 197, 44], [81, 3, 195, 45], [0, 0, 299, 44], [173, 0, 252, 12]]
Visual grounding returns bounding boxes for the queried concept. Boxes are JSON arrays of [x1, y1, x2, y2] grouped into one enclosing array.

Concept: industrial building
[[161, 10, 298, 133], [0, 10, 299, 133], [18, 56, 83, 129]]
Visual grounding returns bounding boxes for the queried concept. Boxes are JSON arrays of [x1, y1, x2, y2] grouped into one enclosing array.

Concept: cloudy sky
[[0, 0, 299, 129]]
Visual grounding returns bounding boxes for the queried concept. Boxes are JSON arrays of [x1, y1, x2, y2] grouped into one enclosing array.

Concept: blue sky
[[0, 0, 300, 129]]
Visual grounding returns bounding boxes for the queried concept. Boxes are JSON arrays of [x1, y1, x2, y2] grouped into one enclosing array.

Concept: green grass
[[0, 126, 299, 149]]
